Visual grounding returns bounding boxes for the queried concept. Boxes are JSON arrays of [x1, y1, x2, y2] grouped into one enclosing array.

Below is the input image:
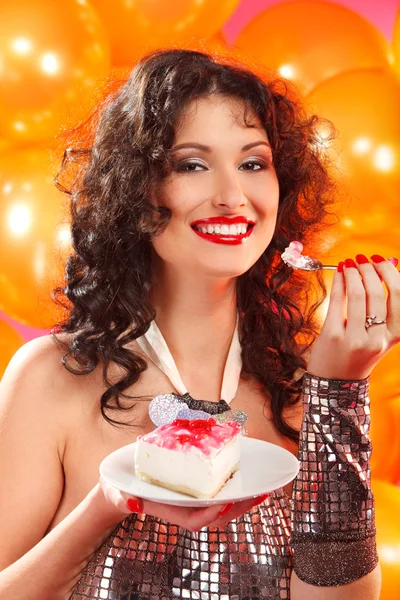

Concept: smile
[[190, 216, 255, 246]]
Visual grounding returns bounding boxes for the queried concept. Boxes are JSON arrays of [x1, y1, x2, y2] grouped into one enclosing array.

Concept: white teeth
[[195, 222, 251, 235]]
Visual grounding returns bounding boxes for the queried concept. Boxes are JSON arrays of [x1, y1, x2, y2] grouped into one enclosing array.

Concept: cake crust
[[135, 462, 240, 499]]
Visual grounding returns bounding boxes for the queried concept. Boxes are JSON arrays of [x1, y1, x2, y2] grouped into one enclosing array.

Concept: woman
[[0, 48, 396, 599]]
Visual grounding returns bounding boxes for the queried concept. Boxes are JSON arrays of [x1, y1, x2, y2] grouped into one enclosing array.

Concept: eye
[[174, 160, 208, 173], [239, 159, 268, 172]]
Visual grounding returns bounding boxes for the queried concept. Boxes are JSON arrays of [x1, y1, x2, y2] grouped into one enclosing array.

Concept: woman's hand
[[307, 254, 400, 380], [100, 477, 267, 531]]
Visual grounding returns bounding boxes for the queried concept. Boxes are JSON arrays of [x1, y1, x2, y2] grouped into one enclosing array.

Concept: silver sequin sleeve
[[290, 373, 379, 586]]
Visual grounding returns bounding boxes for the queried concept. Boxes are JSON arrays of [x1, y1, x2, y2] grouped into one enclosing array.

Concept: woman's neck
[[149, 265, 238, 400]]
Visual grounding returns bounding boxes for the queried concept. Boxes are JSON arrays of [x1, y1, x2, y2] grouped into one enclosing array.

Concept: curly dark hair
[[53, 48, 338, 443]]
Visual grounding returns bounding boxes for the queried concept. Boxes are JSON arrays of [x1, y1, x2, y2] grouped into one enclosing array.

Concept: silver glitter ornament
[[175, 407, 211, 421], [149, 393, 189, 427]]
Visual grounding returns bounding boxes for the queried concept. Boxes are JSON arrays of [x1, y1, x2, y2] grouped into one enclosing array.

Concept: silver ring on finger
[[365, 314, 387, 329]]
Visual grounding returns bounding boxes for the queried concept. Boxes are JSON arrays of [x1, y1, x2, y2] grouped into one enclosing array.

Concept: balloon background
[[1, 1, 399, 597]]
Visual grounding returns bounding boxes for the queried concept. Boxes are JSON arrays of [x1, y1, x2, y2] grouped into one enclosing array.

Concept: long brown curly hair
[[53, 48, 337, 443]]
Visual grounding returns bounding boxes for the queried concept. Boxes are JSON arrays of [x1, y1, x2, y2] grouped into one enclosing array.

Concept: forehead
[[174, 96, 267, 141]]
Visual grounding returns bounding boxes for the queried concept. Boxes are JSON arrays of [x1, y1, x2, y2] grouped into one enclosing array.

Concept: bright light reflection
[[8, 205, 31, 235], [13, 121, 26, 132], [379, 544, 400, 563], [278, 64, 295, 79], [11, 37, 32, 55], [57, 225, 72, 247], [311, 124, 333, 151], [40, 52, 59, 75], [2, 183, 13, 195], [352, 137, 371, 155], [374, 145, 395, 172], [342, 218, 354, 228]]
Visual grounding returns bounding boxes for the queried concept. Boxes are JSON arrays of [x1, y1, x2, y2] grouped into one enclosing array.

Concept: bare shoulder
[[0, 334, 90, 449], [0, 334, 89, 569]]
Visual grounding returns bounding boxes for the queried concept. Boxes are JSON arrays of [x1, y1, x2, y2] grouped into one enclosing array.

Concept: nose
[[212, 169, 247, 210]]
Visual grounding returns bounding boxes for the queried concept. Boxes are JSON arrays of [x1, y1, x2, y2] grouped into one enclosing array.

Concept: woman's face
[[151, 95, 280, 280]]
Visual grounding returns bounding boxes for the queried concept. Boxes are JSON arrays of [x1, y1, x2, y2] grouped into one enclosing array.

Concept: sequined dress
[[70, 375, 377, 599]]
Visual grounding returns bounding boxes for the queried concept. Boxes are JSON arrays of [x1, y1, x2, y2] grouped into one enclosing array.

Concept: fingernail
[[388, 257, 399, 267], [344, 258, 356, 269], [337, 261, 344, 273], [370, 254, 385, 263], [217, 502, 234, 517], [127, 498, 144, 513], [355, 254, 369, 265], [251, 493, 269, 507]]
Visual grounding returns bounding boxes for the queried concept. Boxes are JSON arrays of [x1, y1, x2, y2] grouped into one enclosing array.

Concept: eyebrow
[[171, 141, 272, 153]]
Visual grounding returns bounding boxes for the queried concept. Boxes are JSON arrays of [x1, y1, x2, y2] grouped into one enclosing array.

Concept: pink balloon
[[224, 0, 400, 44]]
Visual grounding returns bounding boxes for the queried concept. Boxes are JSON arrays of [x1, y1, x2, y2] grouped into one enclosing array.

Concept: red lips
[[190, 215, 255, 246], [190, 215, 254, 226]]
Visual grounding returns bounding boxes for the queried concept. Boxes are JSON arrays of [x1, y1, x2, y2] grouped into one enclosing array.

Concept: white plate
[[100, 437, 299, 507]]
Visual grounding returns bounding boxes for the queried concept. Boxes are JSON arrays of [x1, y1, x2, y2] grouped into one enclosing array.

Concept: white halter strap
[[136, 317, 242, 404]]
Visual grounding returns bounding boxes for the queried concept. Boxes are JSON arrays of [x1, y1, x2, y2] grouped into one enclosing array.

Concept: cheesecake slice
[[134, 418, 241, 499]]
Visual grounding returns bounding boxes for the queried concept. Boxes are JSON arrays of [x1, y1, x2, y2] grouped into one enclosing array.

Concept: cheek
[[158, 178, 199, 212], [151, 215, 190, 262]]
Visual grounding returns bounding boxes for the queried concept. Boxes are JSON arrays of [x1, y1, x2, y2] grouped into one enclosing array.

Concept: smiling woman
[[151, 96, 279, 277], [0, 49, 388, 600]]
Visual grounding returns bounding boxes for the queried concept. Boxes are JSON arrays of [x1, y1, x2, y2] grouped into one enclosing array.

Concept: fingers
[[368, 255, 400, 340], [351, 255, 387, 342], [325, 254, 397, 340], [100, 475, 270, 532], [209, 493, 269, 529], [136, 498, 228, 531], [322, 261, 346, 332]]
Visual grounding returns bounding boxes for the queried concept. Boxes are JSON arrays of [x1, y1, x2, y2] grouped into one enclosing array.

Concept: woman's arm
[[0, 338, 124, 599], [0, 338, 239, 600], [291, 567, 381, 600], [290, 374, 380, 600], [288, 254, 400, 599]]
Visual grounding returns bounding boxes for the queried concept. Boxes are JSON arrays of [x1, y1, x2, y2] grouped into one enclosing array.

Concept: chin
[[199, 261, 254, 280]]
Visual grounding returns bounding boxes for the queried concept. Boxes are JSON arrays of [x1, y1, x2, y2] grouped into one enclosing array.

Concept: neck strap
[[136, 317, 242, 404]]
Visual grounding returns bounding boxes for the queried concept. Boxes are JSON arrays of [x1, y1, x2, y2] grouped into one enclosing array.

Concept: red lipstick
[[190, 215, 255, 246]]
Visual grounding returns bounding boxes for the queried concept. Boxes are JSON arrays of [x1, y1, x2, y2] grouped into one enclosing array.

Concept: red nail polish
[[344, 258, 356, 269], [218, 502, 234, 517], [388, 257, 399, 267], [337, 261, 344, 273], [127, 498, 144, 513], [370, 254, 385, 263], [355, 254, 369, 264], [251, 493, 269, 507]]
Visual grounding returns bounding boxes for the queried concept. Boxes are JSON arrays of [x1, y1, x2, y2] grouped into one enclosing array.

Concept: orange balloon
[[0, 147, 71, 328], [0, 319, 24, 378], [372, 480, 400, 599], [89, 0, 240, 65], [0, 0, 110, 144], [234, 1, 391, 94], [307, 69, 400, 240], [370, 397, 400, 483], [370, 343, 400, 405]]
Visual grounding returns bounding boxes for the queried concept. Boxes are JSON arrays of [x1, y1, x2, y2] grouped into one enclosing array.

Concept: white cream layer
[[134, 437, 240, 496]]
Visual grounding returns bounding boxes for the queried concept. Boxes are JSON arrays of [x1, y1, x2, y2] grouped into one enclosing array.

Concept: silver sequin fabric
[[70, 375, 377, 599], [291, 374, 378, 585]]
